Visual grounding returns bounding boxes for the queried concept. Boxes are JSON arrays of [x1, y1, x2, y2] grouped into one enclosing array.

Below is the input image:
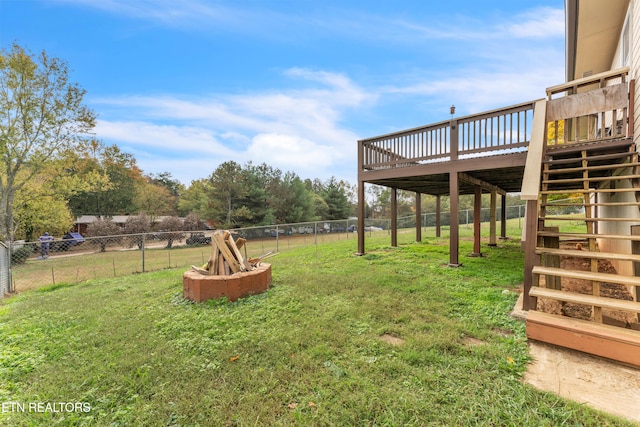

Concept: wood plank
[[235, 237, 247, 249], [212, 245, 220, 274], [526, 310, 640, 368], [535, 247, 640, 262], [543, 174, 640, 184], [217, 253, 225, 275], [209, 240, 219, 273], [537, 231, 640, 241], [532, 266, 640, 287], [529, 286, 640, 313], [545, 161, 640, 174], [212, 231, 241, 273], [541, 202, 640, 207], [520, 99, 547, 200], [541, 187, 638, 195], [541, 216, 638, 222], [546, 83, 629, 122], [226, 236, 248, 272], [544, 150, 634, 165]]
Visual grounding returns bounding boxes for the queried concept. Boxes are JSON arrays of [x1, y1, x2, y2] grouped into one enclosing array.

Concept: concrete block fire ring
[[182, 263, 271, 302]]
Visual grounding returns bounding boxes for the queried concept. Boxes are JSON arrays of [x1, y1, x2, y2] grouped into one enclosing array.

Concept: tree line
[[0, 44, 359, 241], [2, 43, 555, 243]]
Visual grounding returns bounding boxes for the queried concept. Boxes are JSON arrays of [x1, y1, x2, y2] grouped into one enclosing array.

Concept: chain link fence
[[6, 221, 363, 293], [3, 200, 584, 294], [0, 242, 9, 298]]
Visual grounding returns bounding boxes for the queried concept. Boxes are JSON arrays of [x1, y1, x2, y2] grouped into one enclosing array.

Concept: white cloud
[[92, 69, 366, 184], [246, 133, 334, 172], [94, 120, 235, 157], [507, 7, 565, 38]]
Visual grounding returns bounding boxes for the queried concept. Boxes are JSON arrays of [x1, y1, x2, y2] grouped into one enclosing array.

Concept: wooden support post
[[489, 190, 497, 246], [523, 199, 540, 310], [472, 185, 482, 256], [500, 194, 507, 239], [415, 192, 422, 243], [436, 195, 442, 238], [391, 187, 398, 247], [542, 226, 560, 290], [449, 173, 460, 267], [357, 180, 365, 255]]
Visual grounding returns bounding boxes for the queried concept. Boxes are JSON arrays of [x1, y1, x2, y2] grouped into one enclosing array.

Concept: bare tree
[[124, 214, 151, 249], [86, 218, 120, 252], [157, 216, 183, 248]]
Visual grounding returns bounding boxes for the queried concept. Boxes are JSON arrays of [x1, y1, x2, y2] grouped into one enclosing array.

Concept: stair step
[[542, 187, 639, 195], [537, 231, 640, 241], [545, 162, 640, 175], [529, 286, 640, 313], [541, 202, 640, 207], [543, 174, 640, 185], [544, 151, 635, 166], [535, 247, 640, 263], [532, 266, 640, 287], [544, 139, 635, 158], [526, 310, 640, 368], [541, 216, 636, 222]]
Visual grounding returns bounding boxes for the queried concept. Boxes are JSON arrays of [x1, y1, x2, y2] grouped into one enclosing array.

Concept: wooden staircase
[[526, 138, 640, 367]]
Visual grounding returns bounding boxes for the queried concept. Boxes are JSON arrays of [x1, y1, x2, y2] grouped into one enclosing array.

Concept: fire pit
[[182, 230, 273, 302], [183, 263, 271, 302]]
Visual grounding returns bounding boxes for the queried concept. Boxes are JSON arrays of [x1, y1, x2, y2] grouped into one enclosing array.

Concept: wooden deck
[[356, 67, 640, 368]]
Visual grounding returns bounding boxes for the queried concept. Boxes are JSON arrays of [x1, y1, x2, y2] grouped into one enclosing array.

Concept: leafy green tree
[[133, 181, 172, 223], [14, 189, 73, 241], [147, 171, 183, 214], [320, 177, 351, 220], [66, 140, 142, 216], [208, 161, 248, 228], [273, 172, 314, 223], [178, 179, 210, 219], [311, 193, 329, 220], [0, 44, 96, 240], [240, 162, 279, 226]]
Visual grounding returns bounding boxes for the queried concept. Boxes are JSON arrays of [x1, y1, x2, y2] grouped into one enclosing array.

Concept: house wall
[[596, 0, 639, 276]]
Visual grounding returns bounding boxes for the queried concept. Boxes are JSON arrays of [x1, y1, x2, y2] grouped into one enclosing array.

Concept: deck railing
[[545, 67, 632, 145], [359, 101, 537, 172]]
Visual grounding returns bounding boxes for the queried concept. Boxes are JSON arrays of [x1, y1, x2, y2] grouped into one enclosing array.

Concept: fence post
[[0, 242, 7, 297], [276, 225, 279, 253], [142, 233, 146, 273]]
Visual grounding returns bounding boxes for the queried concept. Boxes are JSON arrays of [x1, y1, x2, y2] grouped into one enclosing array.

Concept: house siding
[[597, 0, 639, 276]]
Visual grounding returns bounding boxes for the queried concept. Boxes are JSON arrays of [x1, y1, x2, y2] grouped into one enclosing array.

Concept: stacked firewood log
[[190, 230, 274, 276]]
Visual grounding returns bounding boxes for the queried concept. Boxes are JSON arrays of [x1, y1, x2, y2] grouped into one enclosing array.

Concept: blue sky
[[0, 0, 565, 186]]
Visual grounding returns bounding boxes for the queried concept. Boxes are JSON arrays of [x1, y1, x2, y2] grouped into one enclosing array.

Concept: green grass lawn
[[0, 234, 633, 426]]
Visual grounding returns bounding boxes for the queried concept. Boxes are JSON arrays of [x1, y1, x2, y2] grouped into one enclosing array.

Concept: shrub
[[11, 246, 33, 265], [86, 219, 121, 252]]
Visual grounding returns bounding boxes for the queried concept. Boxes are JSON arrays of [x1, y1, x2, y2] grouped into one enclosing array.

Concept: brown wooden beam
[[391, 187, 397, 247], [357, 180, 365, 255], [523, 199, 539, 310], [473, 185, 482, 256], [489, 190, 497, 246], [500, 194, 507, 239], [415, 192, 422, 243], [358, 151, 528, 184], [449, 173, 460, 266], [436, 195, 441, 238], [459, 172, 507, 196]]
